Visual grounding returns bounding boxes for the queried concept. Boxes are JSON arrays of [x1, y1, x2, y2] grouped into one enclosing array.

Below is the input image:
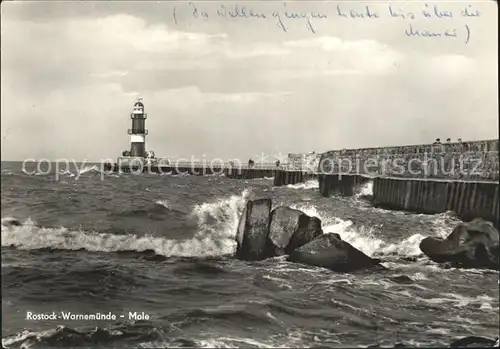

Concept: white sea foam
[[58, 169, 75, 177], [285, 180, 319, 190], [286, 202, 456, 258], [355, 181, 373, 197], [154, 200, 170, 209], [288, 203, 395, 257], [52, 164, 114, 179], [425, 327, 450, 335], [248, 176, 274, 181], [78, 165, 100, 175], [429, 212, 461, 238], [3, 328, 287, 349], [400, 292, 498, 309], [261, 274, 293, 290], [0, 187, 463, 263], [2, 329, 38, 348], [378, 233, 428, 256], [197, 336, 289, 348], [1, 189, 253, 258], [411, 272, 429, 281]]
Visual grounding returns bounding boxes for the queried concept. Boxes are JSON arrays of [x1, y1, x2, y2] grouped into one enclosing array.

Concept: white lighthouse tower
[[118, 99, 156, 172], [128, 98, 147, 158]]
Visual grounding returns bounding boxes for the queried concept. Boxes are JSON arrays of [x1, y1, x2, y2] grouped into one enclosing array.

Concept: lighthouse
[[128, 98, 148, 158], [116, 99, 156, 172]]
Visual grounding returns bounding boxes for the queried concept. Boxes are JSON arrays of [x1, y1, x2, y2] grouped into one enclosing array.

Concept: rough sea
[[1, 161, 499, 348]]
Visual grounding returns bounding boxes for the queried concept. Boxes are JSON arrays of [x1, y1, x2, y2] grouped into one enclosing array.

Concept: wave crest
[[289, 203, 432, 258], [1, 190, 252, 258], [284, 180, 319, 190]]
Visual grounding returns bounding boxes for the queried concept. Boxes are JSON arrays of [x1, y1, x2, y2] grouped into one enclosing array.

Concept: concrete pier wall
[[317, 173, 499, 225], [372, 177, 499, 224], [110, 163, 276, 179], [273, 171, 316, 186], [223, 168, 275, 179], [271, 153, 320, 186], [318, 139, 499, 181], [318, 174, 371, 197], [287, 152, 321, 172]]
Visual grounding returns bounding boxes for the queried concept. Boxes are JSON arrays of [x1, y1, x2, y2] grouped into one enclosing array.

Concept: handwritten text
[[172, 2, 484, 44]]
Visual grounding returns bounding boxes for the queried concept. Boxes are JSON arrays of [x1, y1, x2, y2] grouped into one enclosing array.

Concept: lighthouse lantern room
[[127, 98, 148, 158]]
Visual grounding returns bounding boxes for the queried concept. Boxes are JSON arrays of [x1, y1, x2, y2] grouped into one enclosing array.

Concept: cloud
[[1, 2, 498, 161], [2, 14, 225, 86], [427, 54, 478, 82], [66, 14, 225, 54], [223, 46, 291, 59], [90, 71, 130, 78], [284, 36, 403, 75], [204, 91, 293, 104]]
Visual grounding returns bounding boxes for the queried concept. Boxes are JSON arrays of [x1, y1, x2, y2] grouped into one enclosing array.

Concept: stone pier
[[316, 174, 499, 226], [110, 162, 276, 179], [273, 171, 316, 186], [312, 139, 499, 226], [372, 177, 499, 224], [318, 174, 371, 197]]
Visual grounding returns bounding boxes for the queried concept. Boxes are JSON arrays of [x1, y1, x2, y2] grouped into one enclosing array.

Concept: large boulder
[[235, 198, 273, 261], [419, 218, 499, 270], [450, 336, 498, 348], [1, 217, 22, 227], [288, 233, 382, 272], [268, 207, 323, 256], [287, 216, 323, 253]]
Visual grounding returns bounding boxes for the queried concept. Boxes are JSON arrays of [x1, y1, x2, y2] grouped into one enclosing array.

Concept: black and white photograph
[[1, 0, 499, 348]]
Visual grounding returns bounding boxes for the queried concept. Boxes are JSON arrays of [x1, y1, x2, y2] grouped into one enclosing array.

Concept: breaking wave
[[77, 165, 101, 175], [355, 180, 373, 198], [288, 203, 450, 259], [2, 323, 164, 349], [30, 164, 106, 178], [285, 179, 319, 190], [1, 189, 253, 258], [154, 200, 170, 209], [1, 323, 298, 349], [1, 187, 458, 262]]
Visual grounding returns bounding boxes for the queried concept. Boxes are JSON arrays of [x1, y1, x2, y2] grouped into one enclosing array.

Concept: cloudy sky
[[1, 1, 498, 162]]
